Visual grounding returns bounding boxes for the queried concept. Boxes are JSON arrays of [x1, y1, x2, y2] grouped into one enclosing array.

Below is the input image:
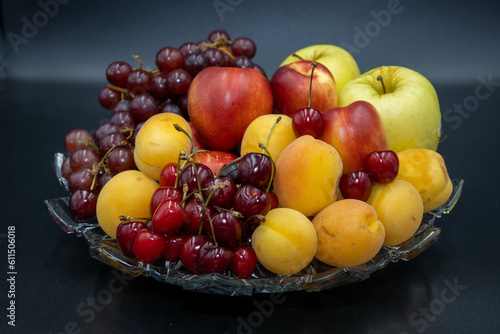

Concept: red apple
[[195, 150, 238, 175], [320, 101, 388, 174], [187, 67, 273, 151], [188, 121, 208, 151], [270, 60, 338, 116]]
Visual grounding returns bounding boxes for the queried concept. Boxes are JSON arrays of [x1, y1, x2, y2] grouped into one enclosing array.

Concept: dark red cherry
[[180, 234, 212, 274], [339, 171, 373, 201], [238, 153, 274, 189], [159, 163, 179, 188], [205, 211, 242, 247], [233, 185, 271, 219], [179, 163, 214, 196], [292, 107, 325, 139], [183, 198, 215, 235], [151, 199, 187, 234], [202, 177, 237, 208], [365, 150, 399, 183], [133, 229, 167, 264], [116, 221, 147, 258], [230, 246, 257, 279], [150, 187, 183, 216], [163, 233, 186, 262], [199, 245, 232, 274]]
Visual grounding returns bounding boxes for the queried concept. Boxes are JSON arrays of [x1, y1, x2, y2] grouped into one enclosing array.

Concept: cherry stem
[[259, 143, 275, 193], [307, 61, 318, 108], [175, 150, 186, 190], [377, 75, 387, 94], [213, 206, 244, 219], [262, 116, 282, 155], [198, 184, 227, 245], [174, 124, 198, 163], [119, 215, 150, 222]]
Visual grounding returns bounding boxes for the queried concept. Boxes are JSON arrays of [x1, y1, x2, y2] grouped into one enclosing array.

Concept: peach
[[367, 180, 423, 246], [252, 208, 318, 275], [312, 199, 385, 267], [396, 148, 453, 212], [134, 113, 192, 181], [240, 114, 297, 163], [273, 135, 343, 217], [96, 170, 159, 239]]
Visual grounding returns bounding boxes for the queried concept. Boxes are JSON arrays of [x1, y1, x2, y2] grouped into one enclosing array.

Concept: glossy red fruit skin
[[267, 191, 279, 210], [183, 199, 215, 235], [150, 187, 183, 216], [238, 153, 274, 189], [204, 211, 242, 247], [133, 229, 168, 264], [69, 189, 98, 220], [292, 107, 325, 139], [164, 234, 186, 262], [202, 177, 237, 208], [365, 150, 399, 183], [116, 221, 147, 258], [199, 245, 232, 274], [230, 246, 257, 279], [180, 235, 212, 274], [339, 171, 373, 202], [179, 163, 214, 196], [159, 163, 179, 188], [233, 185, 271, 219], [151, 200, 187, 234]]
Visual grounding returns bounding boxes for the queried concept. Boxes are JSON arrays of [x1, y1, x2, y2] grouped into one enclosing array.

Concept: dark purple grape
[[166, 69, 192, 95], [156, 47, 184, 73], [99, 132, 127, 155], [127, 69, 153, 95], [231, 37, 257, 59], [150, 72, 171, 102], [208, 29, 231, 43], [253, 64, 267, 79], [204, 48, 225, 67], [177, 94, 188, 118], [179, 42, 198, 58], [109, 111, 136, 136], [69, 188, 98, 220], [93, 122, 121, 145], [159, 103, 182, 116], [184, 52, 208, 77], [113, 99, 130, 113], [232, 56, 254, 68], [61, 157, 74, 180], [64, 129, 94, 154], [129, 93, 158, 121], [106, 61, 132, 88], [108, 147, 137, 174], [70, 147, 101, 171], [67, 169, 97, 193], [98, 86, 121, 110]]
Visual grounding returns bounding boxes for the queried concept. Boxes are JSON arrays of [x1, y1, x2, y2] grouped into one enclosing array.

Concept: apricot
[[240, 114, 297, 163], [396, 148, 453, 212], [96, 170, 159, 239], [367, 180, 423, 246], [273, 135, 343, 217], [134, 113, 192, 181], [312, 199, 385, 267], [252, 208, 318, 275]]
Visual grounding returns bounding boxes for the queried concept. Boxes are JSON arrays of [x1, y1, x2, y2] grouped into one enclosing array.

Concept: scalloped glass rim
[[45, 153, 464, 296]]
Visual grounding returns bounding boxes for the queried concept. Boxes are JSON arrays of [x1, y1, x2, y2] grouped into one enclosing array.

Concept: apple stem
[[308, 61, 318, 108], [377, 75, 387, 94], [291, 52, 305, 61], [174, 124, 198, 163], [262, 116, 282, 155]]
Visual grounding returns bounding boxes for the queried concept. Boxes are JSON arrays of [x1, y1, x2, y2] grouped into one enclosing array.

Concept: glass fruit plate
[[44, 153, 464, 296]]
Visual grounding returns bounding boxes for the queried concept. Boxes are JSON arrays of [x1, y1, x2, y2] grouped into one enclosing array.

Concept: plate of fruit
[[45, 30, 463, 296]]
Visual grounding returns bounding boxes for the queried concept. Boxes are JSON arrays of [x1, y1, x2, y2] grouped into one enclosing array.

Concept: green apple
[[280, 44, 360, 92], [338, 66, 441, 153]]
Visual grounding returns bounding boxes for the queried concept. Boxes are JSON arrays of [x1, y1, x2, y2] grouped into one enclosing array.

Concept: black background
[[1, 0, 500, 333]]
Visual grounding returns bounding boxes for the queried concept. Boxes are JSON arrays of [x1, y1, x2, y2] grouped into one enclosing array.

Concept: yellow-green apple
[[338, 66, 441, 153], [320, 101, 388, 174], [187, 67, 273, 151], [270, 60, 337, 116], [280, 44, 360, 92]]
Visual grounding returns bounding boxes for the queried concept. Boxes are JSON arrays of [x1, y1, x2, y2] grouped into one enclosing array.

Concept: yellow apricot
[[312, 199, 385, 267], [134, 113, 192, 181], [240, 114, 297, 163], [273, 135, 343, 217], [252, 208, 318, 275], [396, 148, 452, 212], [96, 170, 159, 239], [367, 180, 423, 246]]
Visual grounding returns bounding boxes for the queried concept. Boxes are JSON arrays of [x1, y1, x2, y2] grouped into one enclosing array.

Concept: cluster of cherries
[[116, 147, 277, 278], [60, 29, 263, 221]]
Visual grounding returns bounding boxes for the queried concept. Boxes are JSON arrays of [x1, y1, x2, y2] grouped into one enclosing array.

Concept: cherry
[[151, 199, 187, 234], [116, 221, 147, 258], [150, 187, 183, 216], [238, 153, 274, 189], [180, 234, 212, 274], [205, 211, 242, 247], [199, 244, 232, 274], [183, 198, 215, 235], [163, 233, 186, 262], [179, 163, 214, 196], [365, 150, 399, 183], [339, 171, 373, 202], [230, 246, 257, 279], [202, 177, 236, 208], [292, 107, 325, 139], [133, 229, 167, 264], [233, 185, 271, 220], [159, 162, 179, 188], [267, 191, 279, 210]]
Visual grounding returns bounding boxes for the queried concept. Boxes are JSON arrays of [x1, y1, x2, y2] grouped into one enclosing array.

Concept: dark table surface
[[1, 1, 500, 333]]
